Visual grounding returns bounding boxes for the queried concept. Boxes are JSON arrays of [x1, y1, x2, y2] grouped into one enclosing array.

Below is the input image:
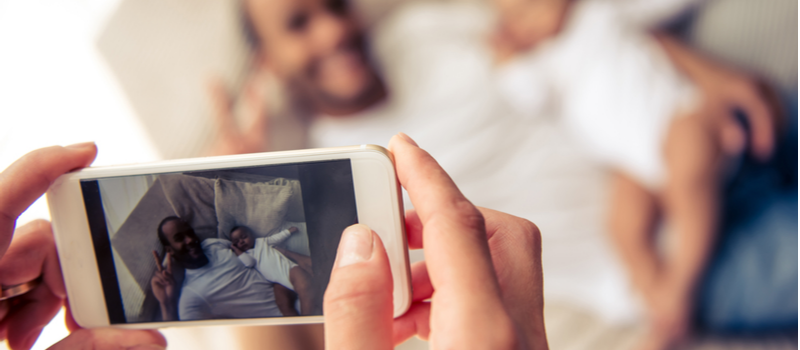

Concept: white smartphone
[[47, 145, 411, 329]]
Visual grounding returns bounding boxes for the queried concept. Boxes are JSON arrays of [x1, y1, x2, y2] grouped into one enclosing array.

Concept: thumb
[[50, 328, 166, 350], [324, 224, 394, 350]]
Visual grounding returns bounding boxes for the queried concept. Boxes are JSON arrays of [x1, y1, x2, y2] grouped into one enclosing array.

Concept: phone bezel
[[47, 145, 410, 329]]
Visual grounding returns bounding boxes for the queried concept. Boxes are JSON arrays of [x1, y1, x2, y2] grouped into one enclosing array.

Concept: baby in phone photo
[[228, 225, 317, 315]]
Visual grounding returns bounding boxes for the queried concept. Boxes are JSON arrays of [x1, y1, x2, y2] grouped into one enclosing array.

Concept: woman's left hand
[[0, 144, 166, 350]]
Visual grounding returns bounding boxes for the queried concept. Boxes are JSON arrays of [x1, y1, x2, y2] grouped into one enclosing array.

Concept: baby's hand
[[288, 226, 299, 234], [231, 245, 244, 256]]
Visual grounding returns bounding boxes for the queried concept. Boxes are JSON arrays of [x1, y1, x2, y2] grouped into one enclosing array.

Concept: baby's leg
[[273, 283, 299, 317], [608, 171, 662, 306], [289, 266, 317, 315], [636, 113, 724, 350], [276, 247, 313, 274]]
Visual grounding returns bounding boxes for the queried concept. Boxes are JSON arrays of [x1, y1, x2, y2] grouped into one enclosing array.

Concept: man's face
[[231, 227, 255, 251], [245, 0, 383, 115], [161, 219, 206, 265]]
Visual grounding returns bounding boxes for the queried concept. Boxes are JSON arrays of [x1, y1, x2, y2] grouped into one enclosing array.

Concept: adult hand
[[0, 143, 166, 350], [207, 75, 270, 156], [656, 34, 781, 160], [150, 251, 179, 321], [323, 134, 548, 349]]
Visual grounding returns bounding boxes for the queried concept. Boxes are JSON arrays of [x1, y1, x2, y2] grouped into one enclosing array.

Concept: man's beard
[[289, 34, 387, 116]]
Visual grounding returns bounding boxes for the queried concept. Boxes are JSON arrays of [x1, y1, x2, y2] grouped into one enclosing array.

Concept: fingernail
[[397, 133, 418, 147], [337, 224, 374, 268], [65, 142, 96, 150], [127, 345, 166, 350]]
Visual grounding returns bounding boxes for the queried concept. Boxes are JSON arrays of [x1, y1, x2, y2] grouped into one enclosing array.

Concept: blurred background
[[0, 0, 796, 349]]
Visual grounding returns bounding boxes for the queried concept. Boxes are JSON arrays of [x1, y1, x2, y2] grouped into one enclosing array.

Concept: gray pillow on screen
[[215, 177, 299, 240], [159, 174, 218, 241]]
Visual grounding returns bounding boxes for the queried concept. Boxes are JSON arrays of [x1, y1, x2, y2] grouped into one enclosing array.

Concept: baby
[[492, 0, 726, 348], [229, 225, 316, 316]]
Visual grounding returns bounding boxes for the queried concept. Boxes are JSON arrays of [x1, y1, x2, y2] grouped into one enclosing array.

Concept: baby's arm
[[265, 226, 298, 245], [237, 251, 256, 268]]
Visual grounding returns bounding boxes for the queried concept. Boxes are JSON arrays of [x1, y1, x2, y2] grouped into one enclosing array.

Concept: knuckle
[[453, 199, 484, 230], [517, 218, 542, 248]]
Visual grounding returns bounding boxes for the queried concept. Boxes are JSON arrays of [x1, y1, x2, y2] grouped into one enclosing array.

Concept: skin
[[230, 227, 255, 253], [323, 134, 549, 349], [160, 219, 208, 269], [208, 0, 387, 155], [0, 143, 166, 350], [488, 2, 780, 348], [491, 0, 573, 63], [151, 221, 298, 321], [244, 0, 385, 117]]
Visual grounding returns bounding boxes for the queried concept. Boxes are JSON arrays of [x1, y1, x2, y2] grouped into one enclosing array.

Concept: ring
[[0, 278, 41, 301]]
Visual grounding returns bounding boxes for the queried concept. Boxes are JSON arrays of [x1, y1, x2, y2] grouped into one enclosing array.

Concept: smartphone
[[47, 145, 411, 329]]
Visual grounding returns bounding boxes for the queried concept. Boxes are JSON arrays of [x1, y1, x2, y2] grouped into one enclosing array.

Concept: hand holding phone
[[0, 143, 165, 349], [47, 144, 411, 328], [323, 134, 548, 349]]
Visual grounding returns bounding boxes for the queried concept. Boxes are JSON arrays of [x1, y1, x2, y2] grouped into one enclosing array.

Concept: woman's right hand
[[323, 133, 548, 349]]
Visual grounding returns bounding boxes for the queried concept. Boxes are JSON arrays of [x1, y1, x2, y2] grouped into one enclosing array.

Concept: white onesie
[[496, 0, 698, 189], [237, 229, 298, 291]]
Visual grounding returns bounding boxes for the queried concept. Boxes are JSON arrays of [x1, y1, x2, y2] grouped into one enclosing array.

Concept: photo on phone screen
[[79, 159, 357, 324]]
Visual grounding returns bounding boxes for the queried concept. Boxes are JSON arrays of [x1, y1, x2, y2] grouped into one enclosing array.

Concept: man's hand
[[207, 75, 270, 156], [0, 143, 166, 349], [323, 134, 548, 349], [288, 226, 299, 234], [656, 34, 781, 160], [151, 251, 179, 321]]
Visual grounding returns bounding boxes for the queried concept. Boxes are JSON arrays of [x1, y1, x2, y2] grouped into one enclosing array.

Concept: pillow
[[284, 179, 306, 223], [215, 177, 296, 240], [159, 174, 218, 241]]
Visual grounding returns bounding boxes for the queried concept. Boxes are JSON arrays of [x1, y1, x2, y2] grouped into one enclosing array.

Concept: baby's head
[[493, 0, 574, 52], [231, 226, 256, 251]]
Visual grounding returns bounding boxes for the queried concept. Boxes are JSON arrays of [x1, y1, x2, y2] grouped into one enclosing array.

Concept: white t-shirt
[[178, 239, 282, 321]]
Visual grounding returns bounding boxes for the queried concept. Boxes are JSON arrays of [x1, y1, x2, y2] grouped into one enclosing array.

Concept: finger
[[0, 220, 66, 299], [1, 283, 63, 350], [242, 79, 269, 143], [50, 328, 166, 350], [65, 299, 81, 332], [477, 207, 548, 349], [410, 261, 432, 302], [404, 209, 423, 250], [207, 77, 239, 140], [0, 143, 97, 257], [719, 118, 747, 156], [152, 251, 163, 273], [389, 134, 497, 288], [165, 252, 172, 274], [389, 133, 517, 348], [735, 86, 776, 160], [392, 302, 432, 345], [324, 224, 393, 350]]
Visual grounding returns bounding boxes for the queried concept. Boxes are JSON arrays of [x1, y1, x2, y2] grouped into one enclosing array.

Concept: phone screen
[[79, 159, 357, 324]]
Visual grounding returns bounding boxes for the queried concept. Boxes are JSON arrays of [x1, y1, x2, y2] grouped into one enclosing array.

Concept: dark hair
[[157, 216, 183, 247], [230, 226, 248, 237]]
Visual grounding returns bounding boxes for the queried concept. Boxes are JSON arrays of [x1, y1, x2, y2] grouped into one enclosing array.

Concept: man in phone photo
[[151, 216, 300, 321]]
